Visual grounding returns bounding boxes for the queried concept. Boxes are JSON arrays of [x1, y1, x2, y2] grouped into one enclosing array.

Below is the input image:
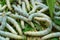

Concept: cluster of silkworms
[[0, 0, 60, 40]]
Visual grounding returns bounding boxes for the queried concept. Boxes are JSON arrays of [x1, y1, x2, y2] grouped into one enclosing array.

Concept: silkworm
[[0, 12, 7, 30], [59, 37, 60, 40], [55, 4, 60, 10], [6, 0, 12, 10], [54, 11, 60, 16], [38, 7, 48, 13], [35, 0, 43, 3], [53, 22, 60, 31], [29, 13, 50, 21], [7, 16, 22, 35], [24, 0, 30, 11], [22, 2, 27, 13], [57, 0, 60, 3], [0, 36, 7, 40], [12, 5, 29, 17], [41, 32, 60, 40], [0, 5, 7, 11], [21, 20, 25, 29], [34, 17, 51, 26], [36, 2, 48, 8], [8, 13, 29, 22], [0, 16, 2, 22], [7, 13, 35, 28], [17, 5, 29, 17], [5, 37, 10, 40], [17, 5, 22, 10], [30, 0, 35, 7], [6, 23, 17, 34], [0, 30, 24, 39], [54, 16, 60, 19], [24, 18, 52, 36]]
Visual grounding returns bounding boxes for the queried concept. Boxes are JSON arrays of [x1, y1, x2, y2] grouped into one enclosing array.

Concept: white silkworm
[[41, 32, 60, 40], [34, 17, 51, 26], [8, 13, 29, 22], [0, 12, 7, 30], [36, 3, 48, 8], [6, 0, 12, 10], [0, 5, 7, 11], [54, 11, 60, 16], [54, 11, 60, 20], [53, 22, 60, 31], [7, 13, 35, 28], [0, 16, 2, 22], [24, 0, 30, 11], [21, 20, 25, 29], [57, 0, 60, 3], [17, 5, 22, 12], [5, 37, 10, 40], [7, 16, 22, 35], [6, 23, 17, 34], [30, 0, 35, 7], [35, 0, 43, 3], [22, 2, 27, 13], [12, 5, 29, 17], [12, 5, 22, 13], [0, 36, 6, 40], [24, 17, 52, 36], [29, 13, 50, 21], [55, 5, 60, 10], [38, 7, 48, 13], [59, 37, 60, 40], [0, 31, 24, 39], [54, 16, 60, 19]]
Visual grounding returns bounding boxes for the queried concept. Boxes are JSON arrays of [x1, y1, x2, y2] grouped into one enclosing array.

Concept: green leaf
[[54, 18, 60, 26], [51, 37, 59, 40], [46, 0, 56, 18]]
